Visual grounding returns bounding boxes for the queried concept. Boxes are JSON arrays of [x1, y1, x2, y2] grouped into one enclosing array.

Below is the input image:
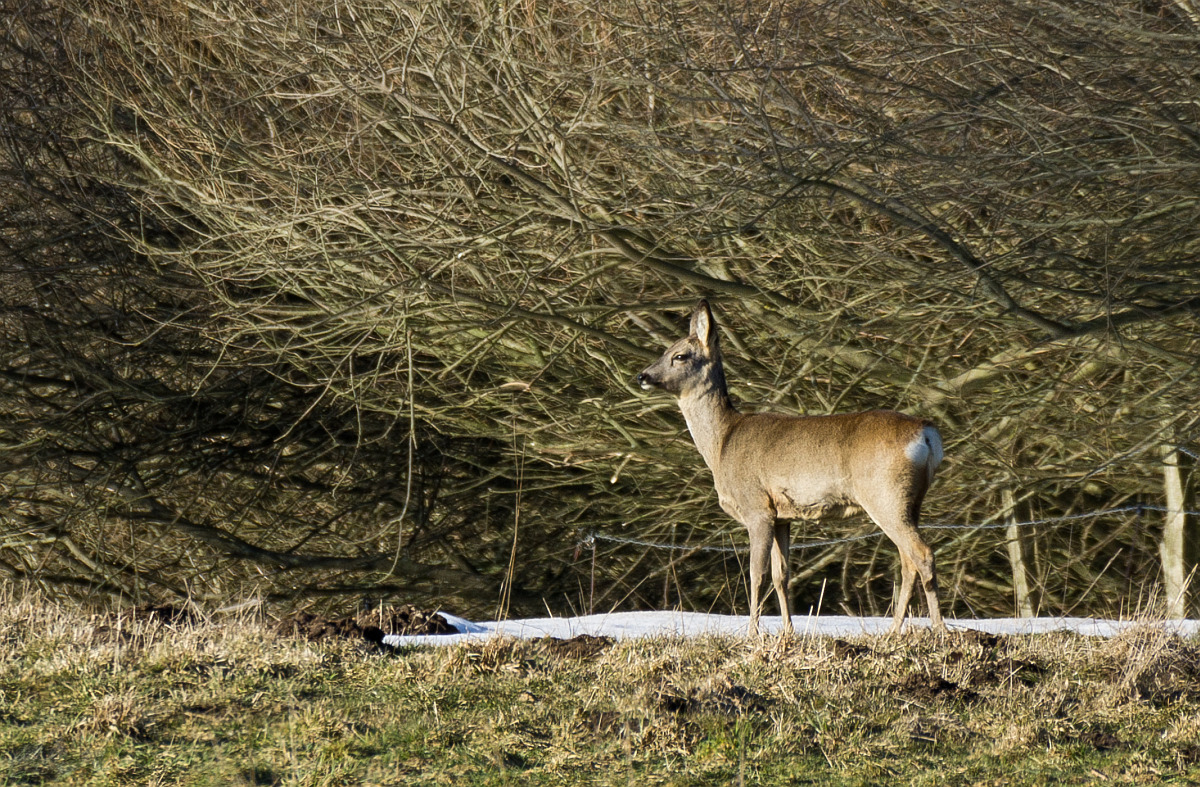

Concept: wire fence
[[580, 504, 1200, 555]]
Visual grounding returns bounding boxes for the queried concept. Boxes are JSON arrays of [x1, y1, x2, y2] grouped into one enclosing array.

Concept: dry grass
[[3, 594, 1200, 785]]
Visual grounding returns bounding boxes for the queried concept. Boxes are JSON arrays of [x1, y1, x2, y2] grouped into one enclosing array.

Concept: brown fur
[[637, 301, 945, 635]]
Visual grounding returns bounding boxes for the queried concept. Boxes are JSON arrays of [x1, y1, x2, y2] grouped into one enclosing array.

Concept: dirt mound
[[118, 603, 199, 626], [534, 634, 614, 659], [89, 603, 201, 644], [894, 673, 979, 703], [1118, 633, 1200, 705], [658, 675, 770, 716], [355, 604, 458, 637], [276, 604, 456, 643]]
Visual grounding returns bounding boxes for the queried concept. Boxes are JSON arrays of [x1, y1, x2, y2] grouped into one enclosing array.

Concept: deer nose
[[636, 372, 654, 388]]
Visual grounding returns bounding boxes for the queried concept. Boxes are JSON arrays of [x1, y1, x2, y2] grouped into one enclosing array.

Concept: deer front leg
[[746, 519, 774, 637], [889, 553, 917, 635], [772, 521, 794, 635]]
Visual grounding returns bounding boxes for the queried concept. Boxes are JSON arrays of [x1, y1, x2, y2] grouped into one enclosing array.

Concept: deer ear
[[691, 300, 716, 349]]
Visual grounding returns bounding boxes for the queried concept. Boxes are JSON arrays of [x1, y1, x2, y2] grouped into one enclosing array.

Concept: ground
[[3, 598, 1200, 785]]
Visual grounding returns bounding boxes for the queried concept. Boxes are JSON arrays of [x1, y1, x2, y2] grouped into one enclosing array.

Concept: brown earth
[[274, 604, 457, 643]]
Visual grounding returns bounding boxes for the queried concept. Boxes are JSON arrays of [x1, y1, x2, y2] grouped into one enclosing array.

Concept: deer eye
[[672, 353, 689, 364]]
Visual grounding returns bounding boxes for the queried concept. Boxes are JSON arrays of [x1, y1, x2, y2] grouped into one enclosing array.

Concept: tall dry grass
[[3, 591, 1200, 783]]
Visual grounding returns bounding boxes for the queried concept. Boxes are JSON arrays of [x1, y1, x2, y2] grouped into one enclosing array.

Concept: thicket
[[1, 0, 1198, 618]]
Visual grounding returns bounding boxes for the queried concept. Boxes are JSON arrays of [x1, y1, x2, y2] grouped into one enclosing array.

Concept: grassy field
[[3, 597, 1200, 785]]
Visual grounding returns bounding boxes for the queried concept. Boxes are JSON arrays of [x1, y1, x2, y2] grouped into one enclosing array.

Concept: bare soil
[[274, 604, 456, 643]]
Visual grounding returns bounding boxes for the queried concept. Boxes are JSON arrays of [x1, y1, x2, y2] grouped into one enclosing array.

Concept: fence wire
[[581, 504, 1200, 555]]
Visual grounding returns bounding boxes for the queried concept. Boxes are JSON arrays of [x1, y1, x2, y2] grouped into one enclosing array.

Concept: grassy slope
[[3, 598, 1200, 785]]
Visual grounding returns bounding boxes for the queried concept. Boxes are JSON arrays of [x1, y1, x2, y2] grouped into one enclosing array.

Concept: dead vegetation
[[3, 595, 1200, 783], [1, 0, 1197, 621]]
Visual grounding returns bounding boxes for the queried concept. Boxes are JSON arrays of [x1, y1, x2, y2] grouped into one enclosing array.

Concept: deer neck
[[677, 384, 738, 472]]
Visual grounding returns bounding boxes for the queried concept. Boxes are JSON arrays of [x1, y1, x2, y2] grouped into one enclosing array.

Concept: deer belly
[[774, 490, 861, 521]]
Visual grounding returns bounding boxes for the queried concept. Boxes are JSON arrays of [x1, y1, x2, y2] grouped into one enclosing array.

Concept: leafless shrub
[[0, 0, 1197, 618]]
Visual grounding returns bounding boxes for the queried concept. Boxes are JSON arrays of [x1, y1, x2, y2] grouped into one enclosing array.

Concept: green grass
[[3, 597, 1200, 785]]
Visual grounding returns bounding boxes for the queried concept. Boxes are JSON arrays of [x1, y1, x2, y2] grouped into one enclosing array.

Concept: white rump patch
[[906, 426, 944, 473], [923, 425, 944, 468]]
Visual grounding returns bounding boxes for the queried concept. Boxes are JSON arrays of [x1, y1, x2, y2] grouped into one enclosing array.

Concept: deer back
[[713, 410, 939, 522]]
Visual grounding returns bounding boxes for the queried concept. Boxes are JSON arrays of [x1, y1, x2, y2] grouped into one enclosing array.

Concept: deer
[[635, 300, 945, 636]]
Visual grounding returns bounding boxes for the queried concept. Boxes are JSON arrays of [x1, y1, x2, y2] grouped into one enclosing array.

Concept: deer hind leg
[[916, 538, 944, 632], [864, 502, 944, 634], [897, 534, 942, 632], [906, 491, 944, 632], [771, 521, 794, 635]]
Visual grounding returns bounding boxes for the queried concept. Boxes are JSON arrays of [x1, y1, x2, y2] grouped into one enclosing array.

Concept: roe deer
[[636, 300, 945, 635]]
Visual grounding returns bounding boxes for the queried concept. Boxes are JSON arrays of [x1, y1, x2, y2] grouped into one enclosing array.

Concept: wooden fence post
[[1160, 445, 1190, 619], [1003, 489, 1035, 618]]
